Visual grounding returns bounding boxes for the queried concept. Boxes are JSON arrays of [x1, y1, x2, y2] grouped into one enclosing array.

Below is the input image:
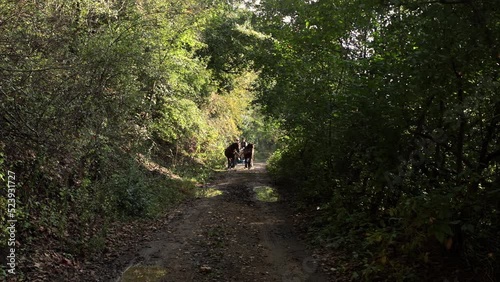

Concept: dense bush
[[0, 0, 257, 277], [258, 0, 499, 280]]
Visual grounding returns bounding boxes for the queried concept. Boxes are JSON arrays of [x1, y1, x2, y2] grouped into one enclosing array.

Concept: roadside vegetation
[[0, 0, 266, 279], [1, 0, 498, 281], [257, 0, 499, 280]]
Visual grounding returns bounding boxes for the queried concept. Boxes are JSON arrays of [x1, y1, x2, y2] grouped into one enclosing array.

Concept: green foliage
[[197, 7, 257, 92], [106, 156, 194, 219], [152, 95, 213, 155], [255, 0, 500, 279], [0, 0, 262, 276], [241, 106, 281, 161]]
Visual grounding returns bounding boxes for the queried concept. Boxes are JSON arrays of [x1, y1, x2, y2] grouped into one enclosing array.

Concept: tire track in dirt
[[114, 163, 332, 282]]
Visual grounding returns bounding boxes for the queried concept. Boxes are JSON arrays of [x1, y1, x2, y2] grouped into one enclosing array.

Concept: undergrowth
[[267, 148, 499, 282]]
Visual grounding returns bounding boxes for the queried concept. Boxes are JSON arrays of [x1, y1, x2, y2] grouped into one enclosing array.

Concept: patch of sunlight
[[253, 186, 279, 202], [136, 153, 182, 180], [196, 187, 223, 198], [120, 265, 167, 282]]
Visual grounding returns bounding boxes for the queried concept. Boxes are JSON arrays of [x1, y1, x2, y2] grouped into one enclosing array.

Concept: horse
[[224, 142, 240, 169], [243, 143, 254, 169]]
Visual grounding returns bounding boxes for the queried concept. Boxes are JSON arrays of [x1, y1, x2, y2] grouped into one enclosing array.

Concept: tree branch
[[409, 130, 474, 170]]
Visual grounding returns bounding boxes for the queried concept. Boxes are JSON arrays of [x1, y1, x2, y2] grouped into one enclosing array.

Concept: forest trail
[[109, 162, 332, 282]]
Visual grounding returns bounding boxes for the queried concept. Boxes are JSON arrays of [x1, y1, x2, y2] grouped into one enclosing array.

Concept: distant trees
[[254, 0, 499, 279]]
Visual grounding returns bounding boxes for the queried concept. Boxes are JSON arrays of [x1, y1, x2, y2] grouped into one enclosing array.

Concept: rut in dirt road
[[117, 162, 332, 282]]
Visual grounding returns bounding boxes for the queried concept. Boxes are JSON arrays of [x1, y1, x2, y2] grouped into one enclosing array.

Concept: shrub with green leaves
[[254, 0, 500, 279]]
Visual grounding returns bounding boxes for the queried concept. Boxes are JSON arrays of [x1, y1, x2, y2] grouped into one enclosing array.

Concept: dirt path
[[112, 163, 332, 282]]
